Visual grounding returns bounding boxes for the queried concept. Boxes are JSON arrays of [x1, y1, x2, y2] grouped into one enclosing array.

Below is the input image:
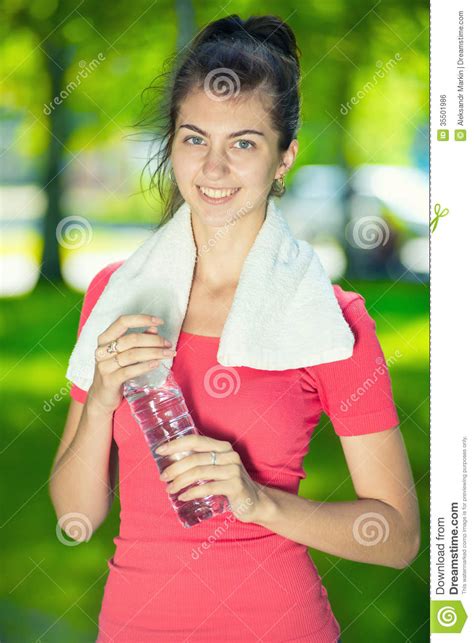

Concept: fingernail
[[156, 444, 168, 453], [164, 340, 172, 347], [163, 349, 176, 356]]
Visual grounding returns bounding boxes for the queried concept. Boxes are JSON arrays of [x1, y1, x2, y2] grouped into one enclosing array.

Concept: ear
[[274, 139, 299, 179]]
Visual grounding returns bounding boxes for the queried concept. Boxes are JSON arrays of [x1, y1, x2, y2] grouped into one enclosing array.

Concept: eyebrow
[[178, 123, 265, 138]]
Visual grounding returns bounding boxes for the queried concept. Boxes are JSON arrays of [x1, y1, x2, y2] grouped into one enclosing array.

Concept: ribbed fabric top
[[69, 262, 400, 642]]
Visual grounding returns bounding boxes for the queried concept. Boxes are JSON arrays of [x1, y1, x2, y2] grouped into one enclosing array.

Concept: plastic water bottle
[[122, 327, 229, 528]]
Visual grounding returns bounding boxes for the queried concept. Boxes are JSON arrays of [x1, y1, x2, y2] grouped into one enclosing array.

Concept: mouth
[[196, 185, 241, 205]]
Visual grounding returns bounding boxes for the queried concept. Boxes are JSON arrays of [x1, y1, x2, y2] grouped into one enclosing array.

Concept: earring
[[272, 173, 286, 195]]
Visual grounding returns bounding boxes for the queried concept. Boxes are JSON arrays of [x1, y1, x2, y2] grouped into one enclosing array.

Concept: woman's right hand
[[87, 314, 176, 414]]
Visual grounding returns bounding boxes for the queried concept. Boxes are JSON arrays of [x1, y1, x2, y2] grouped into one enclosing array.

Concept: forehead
[[176, 89, 273, 135]]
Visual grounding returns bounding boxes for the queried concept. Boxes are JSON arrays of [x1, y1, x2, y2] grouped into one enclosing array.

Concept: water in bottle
[[122, 328, 230, 528]]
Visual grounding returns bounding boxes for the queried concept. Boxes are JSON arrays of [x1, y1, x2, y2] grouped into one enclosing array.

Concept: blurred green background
[[1, 0, 429, 641]]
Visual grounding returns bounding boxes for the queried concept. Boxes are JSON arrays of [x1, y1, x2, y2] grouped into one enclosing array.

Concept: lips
[[198, 186, 240, 198], [196, 185, 241, 205]]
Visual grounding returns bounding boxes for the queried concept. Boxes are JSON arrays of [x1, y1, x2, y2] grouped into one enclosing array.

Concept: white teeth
[[199, 187, 239, 199]]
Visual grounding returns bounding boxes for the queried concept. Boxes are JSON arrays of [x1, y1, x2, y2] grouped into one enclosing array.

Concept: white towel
[[66, 196, 355, 391]]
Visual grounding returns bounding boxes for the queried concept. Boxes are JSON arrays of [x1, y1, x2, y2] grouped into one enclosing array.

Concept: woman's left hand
[[155, 434, 269, 524]]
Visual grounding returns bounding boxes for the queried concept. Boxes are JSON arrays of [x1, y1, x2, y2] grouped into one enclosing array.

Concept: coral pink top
[[70, 261, 400, 642]]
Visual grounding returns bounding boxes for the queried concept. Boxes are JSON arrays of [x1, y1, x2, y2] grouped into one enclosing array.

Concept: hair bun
[[194, 14, 300, 64], [244, 15, 300, 63], [192, 15, 245, 46]]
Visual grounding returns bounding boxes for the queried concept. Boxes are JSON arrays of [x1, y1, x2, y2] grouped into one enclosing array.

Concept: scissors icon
[[430, 203, 449, 233]]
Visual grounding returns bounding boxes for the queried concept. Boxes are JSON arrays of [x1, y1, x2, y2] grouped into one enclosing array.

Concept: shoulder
[[303, 285, 380, 388], [88, 259, 125, 288], [331, 284, 376, 331], [76, 260, 125, 331], [332, 283, 365, 313], [70, 260, 125, 401], [83, 260, 125, 303]]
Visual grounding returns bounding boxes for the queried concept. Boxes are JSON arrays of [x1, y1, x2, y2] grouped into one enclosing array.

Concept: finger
[[116, 331, 172, 351], [113, 358, 164, 384], [160, 451, 235, 481], [167, 464, 240, 495], [95, 331, 172, 362], [95, 343, 123, 364], [177, 481, 230, 502], [101, 347, 176, 373], [96, 352, 130, 375], [155, 434, 231, 456], [99, 314, 164, 345]]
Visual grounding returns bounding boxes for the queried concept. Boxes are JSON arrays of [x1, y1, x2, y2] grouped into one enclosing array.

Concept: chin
[[190, 200, 242, 226], [196, 209, 237, 228]]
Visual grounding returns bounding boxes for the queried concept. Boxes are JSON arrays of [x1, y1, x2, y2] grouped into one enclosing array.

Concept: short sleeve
[[69, 262, 123, 404], [302, 295, 400, 437]]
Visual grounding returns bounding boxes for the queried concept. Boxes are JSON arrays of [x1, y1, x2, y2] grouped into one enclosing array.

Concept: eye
[[234, 139, 255, 150], [184, 136, 204, 145], [183, 136, 255, 149]]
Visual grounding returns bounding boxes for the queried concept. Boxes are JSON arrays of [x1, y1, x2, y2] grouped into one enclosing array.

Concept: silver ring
[[210, 451, 217, 466], [107, 340, 119, 354]]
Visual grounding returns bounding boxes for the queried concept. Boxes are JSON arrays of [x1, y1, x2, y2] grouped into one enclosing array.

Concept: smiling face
[[170, 88, 297, 227]]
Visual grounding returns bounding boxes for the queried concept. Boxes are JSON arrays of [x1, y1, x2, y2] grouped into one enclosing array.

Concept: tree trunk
[[38, 41, 73, 284], [175, 0, 196, 50]]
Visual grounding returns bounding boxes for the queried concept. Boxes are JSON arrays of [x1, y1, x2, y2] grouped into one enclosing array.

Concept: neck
[[190, 202, 267, 290]]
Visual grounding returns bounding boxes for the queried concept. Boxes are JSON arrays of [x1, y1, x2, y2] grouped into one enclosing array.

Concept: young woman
[[50, 14, 420, 643]]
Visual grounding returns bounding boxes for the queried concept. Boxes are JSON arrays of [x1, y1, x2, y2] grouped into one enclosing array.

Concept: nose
[[201, 146, 230, 183]]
